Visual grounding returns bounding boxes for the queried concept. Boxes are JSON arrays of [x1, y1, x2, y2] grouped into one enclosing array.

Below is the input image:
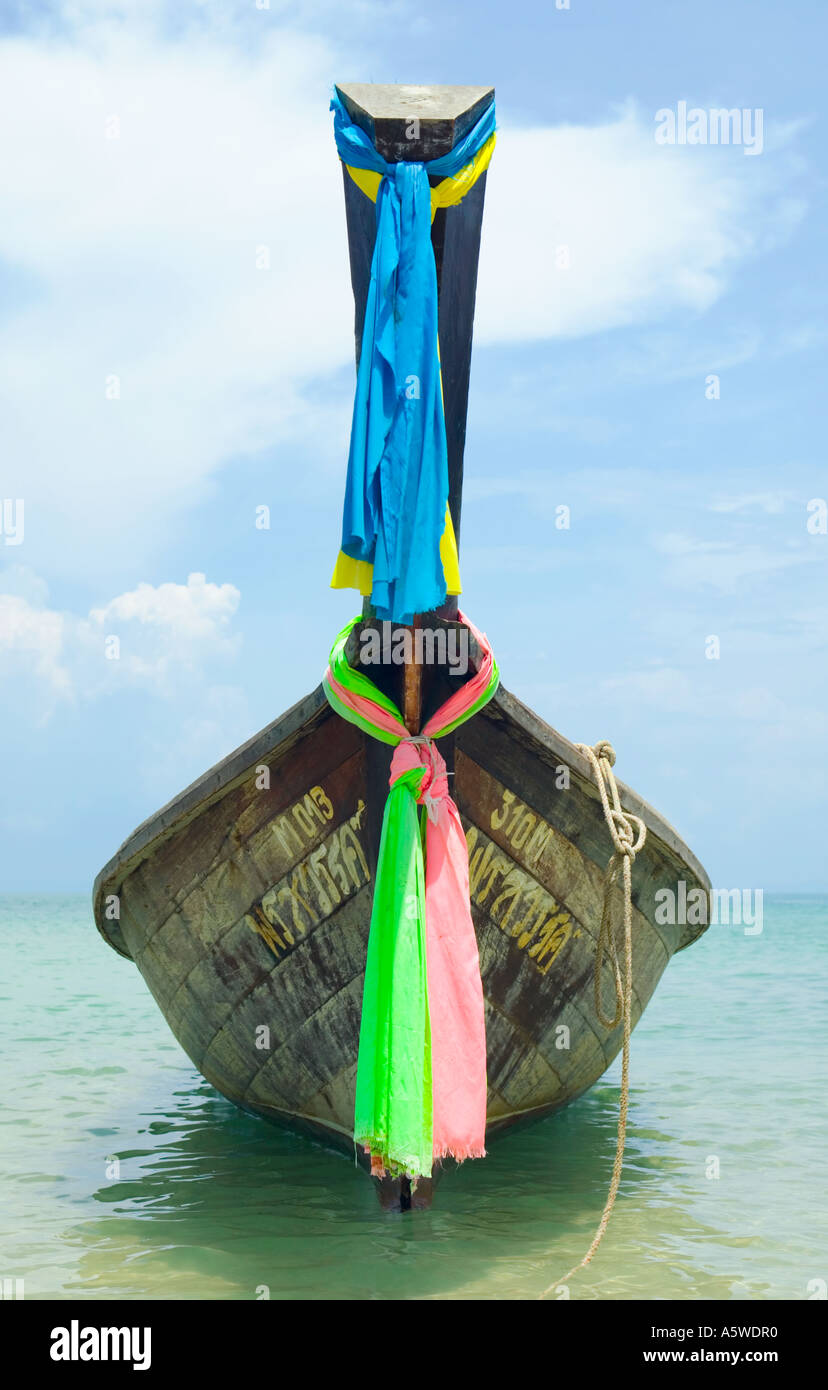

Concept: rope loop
[[592, 738, 616, 767], [539, 738, 648, 1299], [609, 807, 646, 858]]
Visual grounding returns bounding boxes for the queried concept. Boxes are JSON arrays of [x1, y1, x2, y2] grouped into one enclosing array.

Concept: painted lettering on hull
[[272, 784, 335, 857], [247, 798, 368, 961], [465, 822, 575, 975], [490, 787, 555, 867]]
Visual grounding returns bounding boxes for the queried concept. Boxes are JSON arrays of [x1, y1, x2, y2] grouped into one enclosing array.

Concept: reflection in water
[[60, 1080, 735, 1301], [3, 894, 826, 1300]]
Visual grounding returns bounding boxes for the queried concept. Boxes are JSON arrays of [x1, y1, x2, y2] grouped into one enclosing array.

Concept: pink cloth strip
[[389, 739, 487, 1162], [325, 668, 407, 739], [422, 610, 495, 736]]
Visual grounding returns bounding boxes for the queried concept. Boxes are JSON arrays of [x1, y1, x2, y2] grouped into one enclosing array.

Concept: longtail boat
[[93, 84, 710, 1210]]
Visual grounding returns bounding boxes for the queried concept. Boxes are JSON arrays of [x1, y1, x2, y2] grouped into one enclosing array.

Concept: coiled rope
[[538, 740, 647, 1299]]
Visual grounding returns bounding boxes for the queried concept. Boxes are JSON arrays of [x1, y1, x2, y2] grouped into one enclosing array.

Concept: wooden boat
[[93, 83, 710, 1186]]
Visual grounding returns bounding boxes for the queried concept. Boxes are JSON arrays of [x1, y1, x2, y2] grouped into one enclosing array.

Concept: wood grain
[[94, 685, 711, 1153]]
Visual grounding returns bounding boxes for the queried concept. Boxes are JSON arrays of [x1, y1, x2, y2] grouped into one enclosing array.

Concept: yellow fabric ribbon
[[343, 131, 496, 221], [332, 504, 461, 598]]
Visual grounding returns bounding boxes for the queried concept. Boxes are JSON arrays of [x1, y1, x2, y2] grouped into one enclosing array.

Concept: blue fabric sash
[[331, 92, 496, 624]]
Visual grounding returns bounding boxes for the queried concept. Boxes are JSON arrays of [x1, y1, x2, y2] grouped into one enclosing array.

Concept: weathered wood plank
[[335, 83, 494, 164], [97, 682, 708, 1151], [119, 727, 364, 967]]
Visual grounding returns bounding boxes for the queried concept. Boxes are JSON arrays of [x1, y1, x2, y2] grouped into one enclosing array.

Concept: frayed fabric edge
[[360, 1139, 488, 1181], [357, 1139, 433, 1182], [433, 1144, 487, 1164]]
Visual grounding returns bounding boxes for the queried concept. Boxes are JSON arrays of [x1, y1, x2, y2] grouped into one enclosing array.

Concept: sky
[[0, 0, 825, 893]]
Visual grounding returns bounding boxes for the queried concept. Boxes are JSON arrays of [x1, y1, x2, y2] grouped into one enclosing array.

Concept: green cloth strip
[[353, 765, 433, 1175]]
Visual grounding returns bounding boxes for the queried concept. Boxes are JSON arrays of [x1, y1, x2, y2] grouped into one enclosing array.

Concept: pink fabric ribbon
[[389, 737, 487, 1162]]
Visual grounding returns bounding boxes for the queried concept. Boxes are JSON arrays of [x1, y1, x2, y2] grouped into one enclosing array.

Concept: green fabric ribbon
[[354, 766, 433, 1176]]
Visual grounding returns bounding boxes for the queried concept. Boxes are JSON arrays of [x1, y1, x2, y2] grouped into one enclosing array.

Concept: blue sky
[[0, 0, 825, 892]]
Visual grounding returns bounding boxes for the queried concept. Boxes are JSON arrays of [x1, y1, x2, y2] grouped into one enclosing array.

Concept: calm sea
[[1, 893, 825, 1301]]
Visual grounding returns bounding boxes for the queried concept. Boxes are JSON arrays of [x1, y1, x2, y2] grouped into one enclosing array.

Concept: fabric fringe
[[432, 1144, 487, 1164], [364, 1142, 489, 1180]]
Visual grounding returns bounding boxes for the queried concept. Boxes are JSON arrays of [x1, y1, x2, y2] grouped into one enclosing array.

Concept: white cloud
[[0, 12, 361, 580], [601, 665, 789, 722], [612, 326, 762, 383], [0, 563, 52, 607], [653, 532, 814, 592], [476, 104, 802, 344], [0, 571, 241, 714], [90, 572, 239, 648], [0, 594, 69, 698], [0, 7, 805, 591], [708, 492, 793, 514]]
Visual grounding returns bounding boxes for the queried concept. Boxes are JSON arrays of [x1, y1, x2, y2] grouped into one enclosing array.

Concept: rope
[[538, 740, 647, 1300]]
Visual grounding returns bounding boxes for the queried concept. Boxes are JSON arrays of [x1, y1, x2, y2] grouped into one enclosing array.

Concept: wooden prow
[[336, 81, 493, 861], [336, 82, 493, 1209], [336, 81, 494, 548], [403, 617, 423, 733]]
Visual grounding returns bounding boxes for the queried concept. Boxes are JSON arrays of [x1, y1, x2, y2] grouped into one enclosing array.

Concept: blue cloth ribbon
[[331, 91, 496, 624]]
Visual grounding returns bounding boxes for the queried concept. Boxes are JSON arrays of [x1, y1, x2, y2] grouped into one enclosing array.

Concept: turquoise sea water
[[1, 893, 825, 1301]]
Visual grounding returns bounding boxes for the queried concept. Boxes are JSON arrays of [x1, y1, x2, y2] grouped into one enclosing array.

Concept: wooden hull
[[93, 685, 710, 1155]]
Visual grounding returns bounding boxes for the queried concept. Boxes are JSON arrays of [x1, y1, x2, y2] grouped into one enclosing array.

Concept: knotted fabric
[[323, 611, 499, 1177], [329, 92, 496, 624]]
